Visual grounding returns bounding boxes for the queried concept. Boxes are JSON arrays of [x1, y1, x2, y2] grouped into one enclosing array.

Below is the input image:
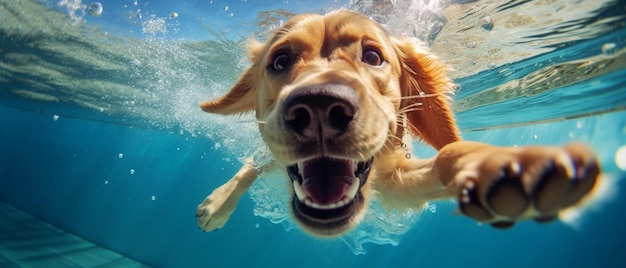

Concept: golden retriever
[[196, 10, 601, 236]]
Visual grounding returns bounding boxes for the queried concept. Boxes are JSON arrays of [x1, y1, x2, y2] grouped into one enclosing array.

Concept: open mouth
[[287, 157, 373, 232]]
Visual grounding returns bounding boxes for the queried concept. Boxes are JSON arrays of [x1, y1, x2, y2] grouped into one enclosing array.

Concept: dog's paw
[[457, 143, 600, 228], [196, 183, 239, 232]]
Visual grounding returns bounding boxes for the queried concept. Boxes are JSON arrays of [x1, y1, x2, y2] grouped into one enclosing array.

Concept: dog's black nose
[[282, 84, 358, 138]]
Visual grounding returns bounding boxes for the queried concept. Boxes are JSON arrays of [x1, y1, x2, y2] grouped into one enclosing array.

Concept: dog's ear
[[200, 39, 265, 115], [393, 37, 461, 150]]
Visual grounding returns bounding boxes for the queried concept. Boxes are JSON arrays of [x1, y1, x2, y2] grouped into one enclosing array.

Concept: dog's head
[[201, 10, 460, 236]]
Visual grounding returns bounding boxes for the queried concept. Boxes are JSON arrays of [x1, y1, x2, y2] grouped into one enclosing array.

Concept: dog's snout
[[283, 84, 358, 138]]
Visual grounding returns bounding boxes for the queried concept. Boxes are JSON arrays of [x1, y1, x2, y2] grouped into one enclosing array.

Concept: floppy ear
[[200, 68, 257, 115], [393, 37, 461, 150], [200, 39, 264, 115]]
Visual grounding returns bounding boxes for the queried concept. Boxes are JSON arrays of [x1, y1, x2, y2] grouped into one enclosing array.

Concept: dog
[[196, 10, 601, 237]]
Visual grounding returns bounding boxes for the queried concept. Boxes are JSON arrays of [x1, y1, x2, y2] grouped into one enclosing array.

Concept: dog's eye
[[362, 49, 383, 66], [271, 52, 293, 72]]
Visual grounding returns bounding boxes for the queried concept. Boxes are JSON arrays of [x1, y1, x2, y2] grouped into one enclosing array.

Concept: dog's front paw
[[196, 183, 239, 232], [457, 143, 600, 228]]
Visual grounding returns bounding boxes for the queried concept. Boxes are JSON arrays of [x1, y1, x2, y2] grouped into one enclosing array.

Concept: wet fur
[[196, 10, 601, 237]]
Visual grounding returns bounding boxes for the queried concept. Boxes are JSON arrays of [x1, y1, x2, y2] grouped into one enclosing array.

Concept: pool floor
[[0, 202, 148, 268]]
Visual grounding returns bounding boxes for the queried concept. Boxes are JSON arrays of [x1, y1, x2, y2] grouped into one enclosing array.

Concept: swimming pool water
[[1, 0, 625, 267]]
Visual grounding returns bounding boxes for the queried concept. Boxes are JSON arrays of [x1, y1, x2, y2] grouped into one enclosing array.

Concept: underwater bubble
[[487, 62, 496, 69], [151, 195, 156, 201], [130, 169, 135, 175], [601, 42, 617, 56], [255, 223, 260, 228], [118, 153, 124, 159], [229, 12, 234, 17], [533, 134, 538, 140], [466, 41, 477, 48], [88, 2, 103, 17], [616, 146, 626, 171], [170, 12, 178, 19], [428, 203, 437, 213], [223, 5, 229, 11], [479, 16, 493, 31], [104, 180, 109, 185], [52, 115, 60, 121]]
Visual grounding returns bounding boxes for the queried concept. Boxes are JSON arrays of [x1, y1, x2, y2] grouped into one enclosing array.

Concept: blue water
[[1, 0, 626, 267]]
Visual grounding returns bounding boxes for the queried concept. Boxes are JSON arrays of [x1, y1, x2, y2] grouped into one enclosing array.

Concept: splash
[[57, 0, 87, 24], [142, 15, 167, 35], [347, 0, 448, 43]]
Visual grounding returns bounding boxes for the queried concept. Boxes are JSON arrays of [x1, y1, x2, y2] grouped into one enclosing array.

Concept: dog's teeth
[[300, 189, 357, 210], [293, 180, 309, 201], [296, 178, 360, 210], [305, 198, 320, 209], [345, 178, 360, 199]]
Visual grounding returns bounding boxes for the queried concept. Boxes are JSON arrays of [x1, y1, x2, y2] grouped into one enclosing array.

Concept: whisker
[[397, 106, 424, 115], [398, 92, 442, 100], [386, 134, 404, 145], [398, 108, 424, 115]]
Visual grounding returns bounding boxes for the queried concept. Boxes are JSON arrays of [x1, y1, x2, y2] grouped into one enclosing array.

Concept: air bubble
[[104, 180, 109, 185], [88, 2, 103, 17], [479, 16, 493, 31], [428, 203, 437, 213], [466, 41, 477, 48], [130, 169, 135, 175], [118, 153, 124, 159], [169, 12, 178, 19], [405, 153, 412, 159], [151, 195, 156, 201], [615, 145, 626, 171], [601, 43, 617, 56], [53, 115, 60, 121], [223, 5, 229, 11]]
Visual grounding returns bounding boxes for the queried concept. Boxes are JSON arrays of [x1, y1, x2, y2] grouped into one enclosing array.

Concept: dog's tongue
[[300, 158, 355, 205]]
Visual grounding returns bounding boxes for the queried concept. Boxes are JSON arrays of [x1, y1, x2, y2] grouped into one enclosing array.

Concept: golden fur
[[196, 10, 601, 237]]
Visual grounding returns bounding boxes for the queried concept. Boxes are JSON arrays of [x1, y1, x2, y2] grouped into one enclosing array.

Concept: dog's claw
[[490, 221, 515, 229], [534, 215, 558, 223], [459, 180, 493, 222]]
